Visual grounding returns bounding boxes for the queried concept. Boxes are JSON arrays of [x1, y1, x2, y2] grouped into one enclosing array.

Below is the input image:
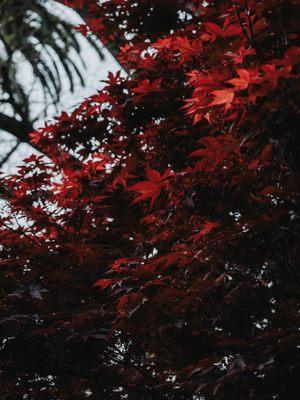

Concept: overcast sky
[[0, 1, 119, 173]]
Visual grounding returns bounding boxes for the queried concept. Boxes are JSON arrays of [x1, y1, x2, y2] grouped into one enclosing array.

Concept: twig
[[233, 1, 251, 44], [244, 0, 255, 44], [233, 1, 261, 58], [0, 140, 20, 169]]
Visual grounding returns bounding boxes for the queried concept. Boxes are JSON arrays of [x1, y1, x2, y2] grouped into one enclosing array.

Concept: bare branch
[[0, 140, 20, 169]]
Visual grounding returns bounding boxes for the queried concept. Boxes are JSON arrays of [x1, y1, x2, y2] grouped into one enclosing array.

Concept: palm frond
[[0, 0, 104, 121]]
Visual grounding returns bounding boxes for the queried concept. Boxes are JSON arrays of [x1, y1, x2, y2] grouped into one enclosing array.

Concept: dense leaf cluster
[[0, 1, 299, 399]]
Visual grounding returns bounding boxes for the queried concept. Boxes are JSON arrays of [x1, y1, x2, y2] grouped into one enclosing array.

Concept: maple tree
[[0, 1, 299, 399]]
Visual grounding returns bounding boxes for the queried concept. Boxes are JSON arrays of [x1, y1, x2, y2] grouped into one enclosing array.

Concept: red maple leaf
[[209, 89, 235, 110], [188, 221, 221, 244], [129, 168, 172, 208], [227, 69, 251, 90], [93, 278, 117, 291], [225, 46, 256, 64], [117, 292, 144, 316], [132, 78, 163, 101]]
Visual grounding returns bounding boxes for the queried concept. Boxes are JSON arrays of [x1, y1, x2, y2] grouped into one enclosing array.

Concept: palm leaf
[[0, 0, 104, 122]]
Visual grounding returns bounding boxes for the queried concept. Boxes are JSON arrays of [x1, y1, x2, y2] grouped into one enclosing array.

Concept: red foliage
[[0, 1, 299, 399]]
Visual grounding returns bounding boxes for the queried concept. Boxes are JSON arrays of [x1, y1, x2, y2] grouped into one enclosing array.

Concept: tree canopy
[[0, 1, 299, 399]]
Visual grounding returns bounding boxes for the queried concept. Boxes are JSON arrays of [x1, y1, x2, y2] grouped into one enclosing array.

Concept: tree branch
[[0, 112, 33, 142], [0, 112, 82, 168], [0, 140, 20, 169]]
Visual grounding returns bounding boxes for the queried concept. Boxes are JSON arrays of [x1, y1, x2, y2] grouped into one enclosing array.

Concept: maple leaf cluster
[[0, 1, 299, 399]]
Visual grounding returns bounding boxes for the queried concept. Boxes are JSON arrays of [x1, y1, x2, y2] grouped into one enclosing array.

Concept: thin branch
[[233, 1, 251, 44], [244, 0, 255, 44], [0, 112, 82, 171], [233, 1, 261, 58], [0, 140, 20, 169]]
